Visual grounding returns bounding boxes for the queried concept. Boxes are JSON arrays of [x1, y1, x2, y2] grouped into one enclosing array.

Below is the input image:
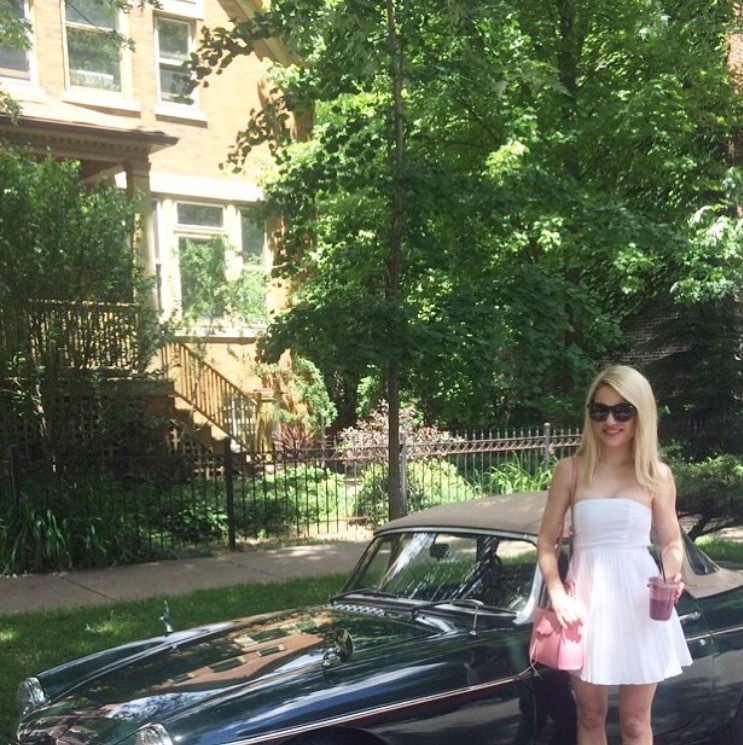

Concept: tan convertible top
[[379, 492, 550, 536], [377, 492, 743, 600]]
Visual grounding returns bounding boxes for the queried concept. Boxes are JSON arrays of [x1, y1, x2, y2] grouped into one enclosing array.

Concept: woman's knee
[[618, 683, 656, 741], [576, 699, 608, 731], [619, 710, 652, 741]]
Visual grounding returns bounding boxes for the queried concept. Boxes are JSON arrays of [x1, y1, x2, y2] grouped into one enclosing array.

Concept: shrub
[[353, 457, 478, 527], [485, 455, 554, 494], [232, 465, 350, 537], [665, 450, 743, 539], [0, 502, 71, 574]]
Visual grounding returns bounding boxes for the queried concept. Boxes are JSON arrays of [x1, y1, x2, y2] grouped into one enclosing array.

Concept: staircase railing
[[161, 342, 257, 452]]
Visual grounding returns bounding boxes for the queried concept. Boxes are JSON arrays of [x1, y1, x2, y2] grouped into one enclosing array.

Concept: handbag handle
[[555, 456, 578, 558], [541, 457, 579, 608]]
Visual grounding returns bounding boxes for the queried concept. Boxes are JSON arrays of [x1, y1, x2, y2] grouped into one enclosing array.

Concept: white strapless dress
[[567, 498, 693, 685]]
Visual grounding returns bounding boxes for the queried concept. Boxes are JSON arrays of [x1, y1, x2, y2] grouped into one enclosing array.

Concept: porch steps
[[161, 342, 258, 452]]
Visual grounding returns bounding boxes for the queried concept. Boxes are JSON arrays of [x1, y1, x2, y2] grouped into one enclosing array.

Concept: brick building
[[0, 0, 301, 448]]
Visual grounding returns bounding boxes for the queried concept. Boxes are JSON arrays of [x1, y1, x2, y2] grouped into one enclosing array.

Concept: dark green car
[[13, 493, 743, 745]]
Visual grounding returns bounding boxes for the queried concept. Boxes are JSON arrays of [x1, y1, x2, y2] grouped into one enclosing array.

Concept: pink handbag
[[529, 586, 584, 670], [529, 457, 584, 671]]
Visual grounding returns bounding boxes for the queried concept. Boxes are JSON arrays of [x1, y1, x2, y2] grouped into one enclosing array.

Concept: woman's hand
[[670, 572, 685, 603], [549, 585, 584, 628]]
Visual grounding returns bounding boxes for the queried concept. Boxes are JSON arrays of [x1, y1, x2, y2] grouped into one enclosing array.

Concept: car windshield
[[341, 531, 539, 613]]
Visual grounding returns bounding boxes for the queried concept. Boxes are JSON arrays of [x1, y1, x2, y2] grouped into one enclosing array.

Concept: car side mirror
[[430, 544, 450, 560]]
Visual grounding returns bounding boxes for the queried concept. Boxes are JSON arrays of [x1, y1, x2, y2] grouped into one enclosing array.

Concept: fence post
[[400, 433, 408, 514], [224, 438, 236, 551], [543, 422, 551, 471]]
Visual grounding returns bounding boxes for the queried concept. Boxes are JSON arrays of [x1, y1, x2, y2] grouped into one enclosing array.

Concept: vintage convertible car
[[13, 492, 743, 745]]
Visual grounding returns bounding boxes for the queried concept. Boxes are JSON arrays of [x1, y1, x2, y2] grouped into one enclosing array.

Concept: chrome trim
[[223, 672, 531, 745], [333, 602, 385, 616], [16, 677, 47, 716], [135, 723, 174, 745]]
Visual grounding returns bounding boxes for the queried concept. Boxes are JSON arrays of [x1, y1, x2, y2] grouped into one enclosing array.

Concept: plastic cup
[[648, 576, 677, 621]]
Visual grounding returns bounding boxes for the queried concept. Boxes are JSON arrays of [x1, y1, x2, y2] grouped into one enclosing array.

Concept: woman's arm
[[537, 457, 582, 626], [653, 463, 685, 599]]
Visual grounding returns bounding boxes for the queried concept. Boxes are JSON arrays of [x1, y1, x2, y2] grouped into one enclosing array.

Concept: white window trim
[[154, 102, 208, 122], [176, 200, 227, 231], [158, 0, 204, 21], [154, 197, 270, 335], [154, 14, 201, 111], [60, 89, 142, 113], [149, 173, 264, 203]]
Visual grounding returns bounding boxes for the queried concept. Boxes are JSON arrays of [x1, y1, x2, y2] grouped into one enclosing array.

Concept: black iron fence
[[0, 425, 581, 573]]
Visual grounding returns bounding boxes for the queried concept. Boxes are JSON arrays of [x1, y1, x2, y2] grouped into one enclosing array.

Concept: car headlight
[[135, 724, 174, 745], [16, 677, 47, 716]]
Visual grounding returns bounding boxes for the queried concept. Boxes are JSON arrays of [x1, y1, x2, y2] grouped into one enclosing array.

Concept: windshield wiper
[[331, 587, 399, 602], [411, 596, 513, 619]]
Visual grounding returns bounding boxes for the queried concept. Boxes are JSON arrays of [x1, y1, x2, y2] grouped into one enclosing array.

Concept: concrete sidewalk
[[0, 541, 368, 616]]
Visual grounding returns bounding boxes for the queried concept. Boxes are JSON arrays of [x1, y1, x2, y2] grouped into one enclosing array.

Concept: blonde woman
[[537, 365, 692, 745]]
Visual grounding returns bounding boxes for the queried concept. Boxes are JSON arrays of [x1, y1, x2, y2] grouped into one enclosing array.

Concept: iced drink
[[648, 576, 677, 621]]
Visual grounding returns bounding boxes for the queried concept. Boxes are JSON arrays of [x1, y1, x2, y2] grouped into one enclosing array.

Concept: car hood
[[18, 604, 446, 745]]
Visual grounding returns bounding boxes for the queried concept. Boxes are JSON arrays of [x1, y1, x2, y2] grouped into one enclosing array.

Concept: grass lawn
[[696, 534, 743, 564], [0, 573, 346, 741]]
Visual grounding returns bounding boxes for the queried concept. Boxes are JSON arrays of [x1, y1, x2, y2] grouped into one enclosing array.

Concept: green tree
[[0, 148, 165, 458], [191, 1, 743, 452]]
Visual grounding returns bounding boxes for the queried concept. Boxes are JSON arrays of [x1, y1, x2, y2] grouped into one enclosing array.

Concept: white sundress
[[567, 498, 693, 685]]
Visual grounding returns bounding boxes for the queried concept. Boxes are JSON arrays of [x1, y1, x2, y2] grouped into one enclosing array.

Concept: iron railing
[[0, 426, 581, 572]]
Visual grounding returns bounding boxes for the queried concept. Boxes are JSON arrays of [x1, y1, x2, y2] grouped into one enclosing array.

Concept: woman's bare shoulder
[[550, 456, 576, 489], [653, 461, 676, 502], [657, 461, 675, 483]]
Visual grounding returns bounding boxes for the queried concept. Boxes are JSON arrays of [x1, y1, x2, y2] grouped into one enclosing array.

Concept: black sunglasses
[[587, 402, 636, 423]]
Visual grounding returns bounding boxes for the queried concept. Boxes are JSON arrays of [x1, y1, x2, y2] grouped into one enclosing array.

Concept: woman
[[537, 365, 692, 745]]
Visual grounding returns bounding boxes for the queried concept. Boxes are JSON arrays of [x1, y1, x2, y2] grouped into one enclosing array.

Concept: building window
[[64, 0, 121, 91], [178, 236, 228, 321], [173, 201, 268, 326], [176, 202, 226, 321], [155, 16, 194, 104], [240, 208, 265, 267], [0, 0, 31, 81], [177, 202, 222, 228]]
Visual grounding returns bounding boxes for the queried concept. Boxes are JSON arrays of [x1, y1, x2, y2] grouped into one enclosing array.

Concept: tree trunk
[[387, 360, 403, 519], [386, 0, 406, 519]]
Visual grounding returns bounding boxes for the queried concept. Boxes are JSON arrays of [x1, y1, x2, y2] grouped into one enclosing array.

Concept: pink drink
[[648, 576, 677, 621]]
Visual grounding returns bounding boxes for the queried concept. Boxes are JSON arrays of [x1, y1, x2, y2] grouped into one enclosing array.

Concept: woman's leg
[[571, 676, 609, 745], [617, 683, 657, 745]]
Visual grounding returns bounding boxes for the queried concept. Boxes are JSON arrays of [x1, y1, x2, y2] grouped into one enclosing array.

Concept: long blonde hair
[[575, 365, 665, 495]]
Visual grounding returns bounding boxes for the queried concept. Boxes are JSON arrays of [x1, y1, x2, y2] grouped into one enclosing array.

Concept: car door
[[602, 592, 714, 743]]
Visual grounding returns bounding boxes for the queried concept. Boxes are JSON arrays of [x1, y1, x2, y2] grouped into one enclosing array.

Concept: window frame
[[162, 200, 269, 331], [240, 206, 267, 270], [154, 14, 196, 107], [62, 0, 130, 96], [0, 0, 33, 82]]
